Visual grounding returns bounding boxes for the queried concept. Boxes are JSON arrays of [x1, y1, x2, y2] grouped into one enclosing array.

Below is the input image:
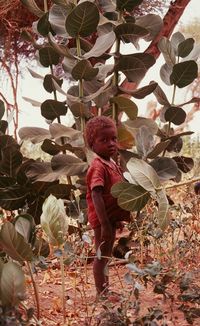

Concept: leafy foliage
[[0, 1, 200, 321]]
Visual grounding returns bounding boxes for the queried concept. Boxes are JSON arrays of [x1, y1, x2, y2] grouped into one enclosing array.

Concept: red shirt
[[86, 156, 130, 229]]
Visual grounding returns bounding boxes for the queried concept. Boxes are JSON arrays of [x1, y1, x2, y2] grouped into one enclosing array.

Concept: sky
[[3, 0, 200, 137]]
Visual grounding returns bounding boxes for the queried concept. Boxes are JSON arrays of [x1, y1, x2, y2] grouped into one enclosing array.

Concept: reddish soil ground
[[25, 227, 200, 326]]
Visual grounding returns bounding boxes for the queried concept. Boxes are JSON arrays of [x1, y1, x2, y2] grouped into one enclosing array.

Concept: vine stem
[[26, 261, 40, 320], [166, 176, 200, 190], [60, 253, 66, 324]]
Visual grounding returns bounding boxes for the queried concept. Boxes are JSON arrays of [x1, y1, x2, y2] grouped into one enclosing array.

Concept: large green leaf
[[124, 117, 158, 136], [70, 102, 91, 118], [49, 123, 82, 140], [178, 38, 194, 58], [48, 3, 71, 37], [43, 74, 63, 93], [0, 221, 33, 263], [18, 127, 51, 144], [41, 99, 68, 121], [20, 0, 44, 18], [0, 185, 29, 210], [65, 1, 100, 37], [147, 140, 171, 159], [37, 12, 51, 36], [72, 60, 98, 81], [114, 23, 148, 46], [160, 63, 172, 86], [127, 158, 161, 193], [136, 14, 163, 42], [116, 53, 155, 83], [153, 84, 170, 106], [1, 261, 26, 306], [0, 147, 23, 176], [172, 156, 194, 173], [116, 0, 143, 12], [150, 157, 178, 181], [134, 125, 155, 158], [170, 61, 198, 88], [51, 154, 88, 176], [0, 120, 8, 134], [110, 96, 138, 120], [39, 46, 60, 67], [26, 161, 60, 182], [83, 31, 116, 59], [119, 82, 158, 99], [111, 181, 150, 211], [44, 184, 75, 199], [164, 106, 186, 125], [0, 99, 5, 120]]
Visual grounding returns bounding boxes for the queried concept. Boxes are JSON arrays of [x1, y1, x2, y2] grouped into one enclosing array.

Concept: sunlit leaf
[[157, 189, 169, 230], [41, 194, 68, 245], [136, 14, 163, 42], [14, 214, 35, 243], [124, 117, 158, 136], [18, 127, 51, 144], [158, 36, 176, 67], [117, 125, 135, 149], [171, 32, 185, 55], [83, 31, 116, 59], [127, 158, 161, 193]]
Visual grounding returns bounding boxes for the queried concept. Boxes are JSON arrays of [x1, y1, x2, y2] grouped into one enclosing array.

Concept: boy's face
[[92, 126, 117, 160]]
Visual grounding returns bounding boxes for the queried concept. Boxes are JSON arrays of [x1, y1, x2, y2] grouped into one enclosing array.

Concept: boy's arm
[[92, 186, 112, 241]]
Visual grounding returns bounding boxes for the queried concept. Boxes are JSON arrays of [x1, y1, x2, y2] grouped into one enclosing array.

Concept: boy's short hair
[[85, 116, 116, 148]]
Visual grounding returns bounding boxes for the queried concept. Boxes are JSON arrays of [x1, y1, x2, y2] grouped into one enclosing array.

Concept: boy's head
[[85, 116, 116, 148]]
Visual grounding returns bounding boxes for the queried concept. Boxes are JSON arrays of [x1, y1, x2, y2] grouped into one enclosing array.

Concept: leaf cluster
[[0, 0, 199, 236]]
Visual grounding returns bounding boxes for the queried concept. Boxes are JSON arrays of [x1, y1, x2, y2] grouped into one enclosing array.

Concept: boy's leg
[[93, 225, 116, 294]]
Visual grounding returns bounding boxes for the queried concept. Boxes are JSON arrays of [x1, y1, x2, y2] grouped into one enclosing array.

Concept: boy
[[85, 116, 130, 295]]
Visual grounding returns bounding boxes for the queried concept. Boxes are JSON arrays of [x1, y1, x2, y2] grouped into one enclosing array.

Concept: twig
[[166, 176, 200, 190]]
